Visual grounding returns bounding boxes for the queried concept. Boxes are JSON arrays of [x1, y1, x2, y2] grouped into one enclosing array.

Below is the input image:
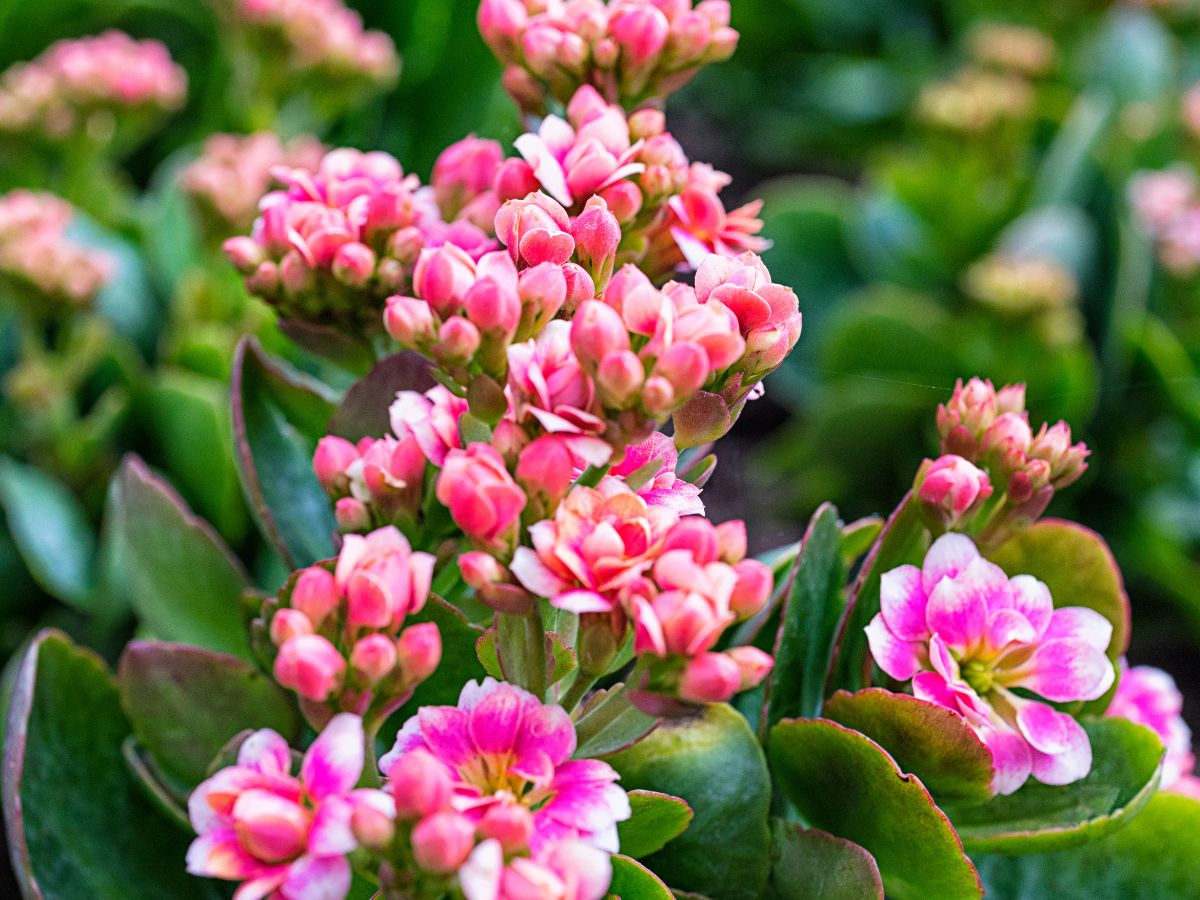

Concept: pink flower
[[1107, 663, 1199, 795], [460, 837, 613, 900], [609, 432, 703, 515], [663, 165, 768, 269], [917, 454, 993, 528], [434, 134, 504, 217], [495, 192, 576, 268], [437, 444, 528, 552], [336, 526, 435, 630], [866, 533, 1115, 794], [0, 190, 113, 306], [187, 715, 392, 900], [507, 321, 607, 440], [391, 385, 470, 466], [1129, 169, 1196, 237]]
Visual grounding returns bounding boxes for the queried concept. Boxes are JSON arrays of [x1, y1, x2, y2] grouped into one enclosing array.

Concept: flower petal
[[279, 854, 352, 900], [1012, 639, 1115, 702], [468, 684, 526, 756], [1042, 606, 1114, 653], [979, 725, 1033, 796], [1006, 575, 1053, 637], [460, 839, 504, 900], [308, 795, 356, 857], [879, 564, 929, 641], [864, 614, 923, 681], [417, 706, 476, 767], [926, 572, 990, 653], [1017, 703, 1093, 786], [920, 533, 980, 593], [301, 713, 364, 800], [238, 729, 293, 777], [186, 828, 263, 880]]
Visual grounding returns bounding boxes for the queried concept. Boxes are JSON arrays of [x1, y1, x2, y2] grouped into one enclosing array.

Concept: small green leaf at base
[[769, 819, 883, 900], [608, 855, 673, 899], [617, 791, 693, 859]]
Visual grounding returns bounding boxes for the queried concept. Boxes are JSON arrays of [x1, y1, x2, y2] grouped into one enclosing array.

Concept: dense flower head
[[181, 132, 326, 236], [867, 533, 1116, 794], [0, 30, 186, 143], [313, 433, 427, 530], [261, 527, 439, 725], [477, 0, 738, 111], [1107, 663, 1200, 798], [188, 715, 392, 900], [0, 190, 113, 308], [379, 678, 629, 898]]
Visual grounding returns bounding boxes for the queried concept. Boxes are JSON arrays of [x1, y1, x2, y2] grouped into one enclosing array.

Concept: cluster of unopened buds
[[1129, 167, 1200, 276], [478, 0, 738, 111], [924, 376, 1089, 542], [181, 131, 326, 237], [0, 30, 185, 143], [962, 253, 1083, 346], [0, 190, 113, 309], [257, 527, 442, 729]]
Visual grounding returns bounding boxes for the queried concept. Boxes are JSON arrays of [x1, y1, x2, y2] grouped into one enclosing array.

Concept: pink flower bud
[[459, 551, 507, 590], [439, 316, 483, 362], [730, 559, 772, 618], [335, 497, 372, 532], [522, 22, 563, 78], [562, 263, 596, 309], [246, 260, 280, 296], [464, 278, 521, 335], [571, 300, 630, 365], [291, 566, 340, 628], [715, 520, 747, 563], [397, 622, 442, 683], [313, 435, 360, 494], [628, 108, 666, 140], [279, 249, 314, 296], [350, 633, 399, 683], [1029, 421, 1090, 489], [727, 646, 774, 691], [436, 444, 527, 550], [981, 412, 1033, 473], [270, 608, 314, 646], [387, 225, 425, 263], [917, 454, 993, 528], [387, 748, 453, 819], [494, 158, 541, 203], [642, 375, 675, 415], [384, 295, 437, 348], [494, 193, 575, 267], [477, 802, 534, 854], [412, 811, 476, 873], [600, 180, 644, 224], [351, 793, 396, 849], [610, 5, 670, 67], [597, 350, 645, 406], [232, 791, 309, 862], [433, 135, 504, 213], [655, 341, 708, 397], [996, 384, 1026, 415], [331, 241, 376, 288], [223, 235, 265, 273], [678, 651, 740, 704], [571, 197, 622, 289], [516, 435, 576, 507], [414, 244, 476, 316], [274, 634, 346, 702], [477, 0, 527, 56]]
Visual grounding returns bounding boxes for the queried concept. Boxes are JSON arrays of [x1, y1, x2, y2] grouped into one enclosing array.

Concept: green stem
[[361, 719, 383, 788], [559, 672, 597, 714]]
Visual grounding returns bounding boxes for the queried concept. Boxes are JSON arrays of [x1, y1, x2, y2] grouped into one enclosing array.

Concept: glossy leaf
[[608, 855, 673, 899], [823, 689, 994, 803], [617, 790, 693, 860], [117, 641, 300, 787], [327, 351, 434, 441], [769, 718, 981, 900], [573, 686, 658, 759], [606, 704, 772, 900], [232, 337, 338, 569], [944, 718, 1163, 853], [106, 456, 251, 658], [2, 630, 222, 898], [769, 819, 883, 900]]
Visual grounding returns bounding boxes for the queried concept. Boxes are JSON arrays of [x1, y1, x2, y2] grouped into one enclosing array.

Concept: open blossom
[[1107, 664, 1200, 798], [188, 715, 391, 900], [866, 533, 1115, 795], [0, 190, 113, 307], [609, 432, 703, 515], [460, 837, 613, 900], [390, 385, 470, 466], [437, 444, 528, 554]]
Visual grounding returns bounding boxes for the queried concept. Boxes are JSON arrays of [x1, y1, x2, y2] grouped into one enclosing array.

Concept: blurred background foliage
[[0, 0, 1198, 716]]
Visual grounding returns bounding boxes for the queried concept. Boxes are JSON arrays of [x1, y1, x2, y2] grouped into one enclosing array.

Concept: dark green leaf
[[606, 704, 772, 900], [117, 640, 300, 787], [617, 790, 693, 860], [769, 819, 883, 900], [608, 854, 673, 899], [2, 630, 223, 898], [768, 717, 981, 900], [0, 456, 95, 608], [121, 736, 191, 830], [106, 455, 251, 658], [573, 686, 658, 759], [232, 337, 339, 569], [944, 718, 1163, 853], [327, 352, 433, 441], [823, 689, 994, 803]]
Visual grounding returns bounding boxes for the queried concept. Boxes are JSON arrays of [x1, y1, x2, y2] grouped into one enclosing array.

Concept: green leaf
[[823, 689, 994, 803], [121, 736, 191, 829], [106, 455, 252, 659], [606, 704, 772, 900], [0, 456, 96, 608], [573, 686, 658, 759], [232, 337, 339, 570], [608, 854, 674, 899], [763, 503, 845, 728], [974, 792, 1200, 898], [769, 819, 883, 900], [2, 630, 223, 898], [617, 790, 693, 860], [476, 627, 503, 679], [988, 519, 1130, 663], [768, 718, 981, 900], [117, 641, 300, 787], [327, 351, 433, 441], [943, 718, 1163, 853]]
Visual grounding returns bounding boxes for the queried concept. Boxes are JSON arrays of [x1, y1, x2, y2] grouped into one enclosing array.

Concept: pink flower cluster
[[1129, 168, 1200, 277], [937, 377, 1089, 528], [867, 533, 1115, 795], [263, 527, 441, 727], [378, 678, 627, 899], [0, 31, 185, 141], [181, 132, 326, 236], [313, 432, 427, 532], [222, 0, 399, 89], [478, 0, 738, 111], [1107, 663, 1200, 799], [0, 190, 113, 307], [188, 715, 392, 900]]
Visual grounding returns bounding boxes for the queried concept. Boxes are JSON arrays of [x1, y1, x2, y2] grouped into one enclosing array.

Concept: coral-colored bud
[[335, 497, 372, 532], [291, 566, 340, 628], [477, 803, 534, 854], [270, 608, 314, 646], [597, 350, 645, 406], [715, 520, 747, 563], [273, 634, 346, 702], [397, 622, 442, 683], [678, 652, 740, 704], [388, 748, 453, 819], [412, 811, 476, 874], [384, 295, 437, 348], [313, 436, 359, 494], [332, 241, 376, 288], [727, 646, 774, 691], [439, 316, 483, 362], [571, 300, 630, 365], [730, 559, 772, 618], [350, 633, 399, 683], [223, 235, 265, 273]]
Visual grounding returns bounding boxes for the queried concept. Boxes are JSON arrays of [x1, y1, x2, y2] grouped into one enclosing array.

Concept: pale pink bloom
[[866, 533, 1115, 794], [187, 715, 392, 900], [1159, 206, 1200, 276], [437, 444, 528, 552], [390, 385, 470, 466], [1107, 663, 1198, 793], [917, 454, 993, 528], [313, 434, 426, 527], [0, 190, 113, 306], [335, 526, 435, 630], [1028, 421, 1090, 489], [664, 164, 769, 268], [1129, 169, 1195, 237], [507, 321, 607, 439], [609, 432, 703, 515], [460, 837, 613, 900], [381, 678, 630, 858]]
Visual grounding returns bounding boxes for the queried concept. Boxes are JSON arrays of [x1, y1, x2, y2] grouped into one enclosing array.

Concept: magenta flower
[[866, 533, 1115, 794], [390, 385, 470, 467], [188, 714, 391, 900], [380, 678, 631, 856], [1107, 663, 1200, 798]]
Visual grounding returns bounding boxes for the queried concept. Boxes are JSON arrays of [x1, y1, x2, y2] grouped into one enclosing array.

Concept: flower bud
[[273, 634, 346, 702], [223, 236, 265, 273], [571, 300, 630, 365], [464, 279, 521, 335], [655, 341, 708, 397], [678, 652, 740, 704], [350, 633, 399, 683], [727, 646, 774, 691], [917, 454, 993, 529], [351, 793, 396, 849], [561, 263, 596, 310], [610, 5, 670, 67], [331, 241, 376, 288], [387, 225, 425, 264], [397, 622, 442, 683], [439, 316, 483, 362], [335, 497, 372, 532], [414, 245, 476, 316], [571, 196, 621, 290], [477, 803, 534, 854], [597, 350, 645, 406], [729, 559, 772, 619], [291, 566, 340, 628], [628, 108, 666, 141], [388, 748, 454, 820], [494, 158, 541, 203], [269, 608, 314, 646], [313, 436, 360, 494], [279, 250, 314, 296], [714, 520, 747, 563], [642, 375, 675, 415], [600, 180, 644, 224], [412, 811, 476, 873], [384, 295, 437, 348], [459, 551, 507, 591]]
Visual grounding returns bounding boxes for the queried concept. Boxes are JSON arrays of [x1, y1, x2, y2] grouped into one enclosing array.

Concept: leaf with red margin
[[608, 855, 673, 899], [617, 790, 693, 860], [768, 717, 982, 900], [769, 819, 884, 900], [823, 689, 994, 803], [327, 351, 434, 441]]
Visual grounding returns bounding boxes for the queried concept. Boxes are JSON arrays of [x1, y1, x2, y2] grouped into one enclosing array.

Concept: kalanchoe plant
[[5, 5, 1200, 900]]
